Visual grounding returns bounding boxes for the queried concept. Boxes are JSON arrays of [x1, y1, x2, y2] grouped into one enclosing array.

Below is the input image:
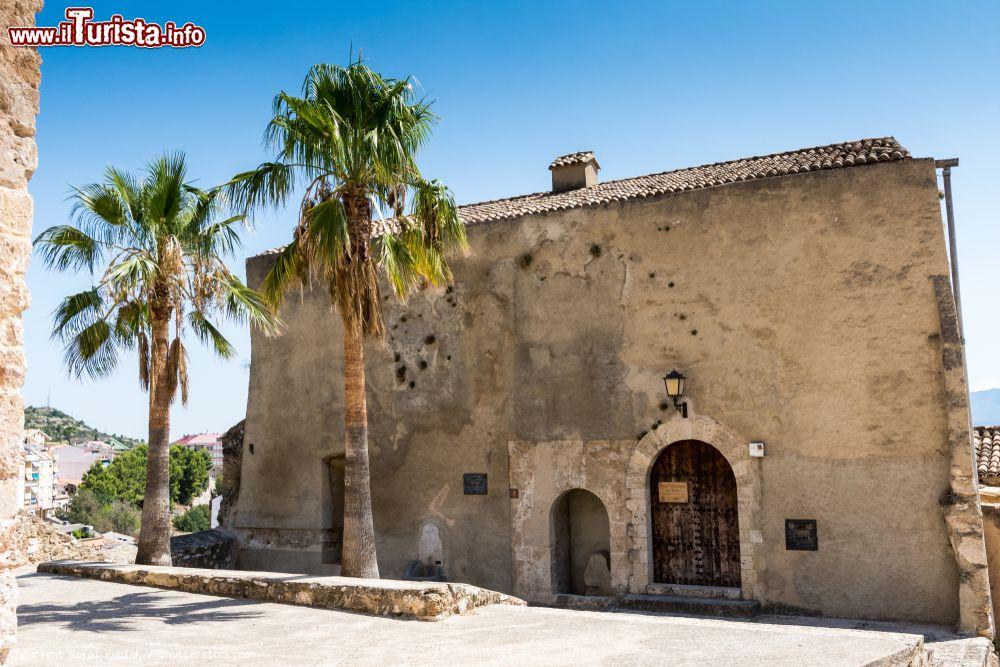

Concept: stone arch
[[624, 413, 762, 599], [550, 488, 612, 596]]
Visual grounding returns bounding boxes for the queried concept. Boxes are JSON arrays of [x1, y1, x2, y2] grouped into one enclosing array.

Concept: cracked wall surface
[[239, 157, 979, 627], [0, 0, 41, 660]]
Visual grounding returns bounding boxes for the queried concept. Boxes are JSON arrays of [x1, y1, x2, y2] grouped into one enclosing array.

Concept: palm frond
[[34, 225, 100, 272], [113, 300, 149, 343], [220, 273, 282, 337], [224, 162, 298, 216], [52, 288, 103, 339], [188, 310, 236, 359], [143, 152, 188, 232], [104, 165, 143, 222], [259, 240, 306, 307], [412, 179, 468, 255], [137, 330, 149, 390], [164, 337, 189, 405], [374, 231, 418, 298], [190, 214, 245, 258], [304, 198, 350, 270], [104, 251, 157, 294], [68, 182, 130, 245], [63, 319, 118, 379]]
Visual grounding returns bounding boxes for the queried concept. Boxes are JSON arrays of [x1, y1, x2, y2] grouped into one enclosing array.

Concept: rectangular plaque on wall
[[463, 473, 487, 495], [785, 519, 818, 551], [658, 481, 688, 503]]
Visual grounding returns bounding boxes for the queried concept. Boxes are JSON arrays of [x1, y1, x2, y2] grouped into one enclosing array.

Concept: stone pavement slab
[[10, 570, 938, 666]]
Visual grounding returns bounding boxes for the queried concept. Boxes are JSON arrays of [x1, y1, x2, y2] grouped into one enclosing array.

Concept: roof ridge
[[250, 136, 912, 258], [595, 136, 901, 188]]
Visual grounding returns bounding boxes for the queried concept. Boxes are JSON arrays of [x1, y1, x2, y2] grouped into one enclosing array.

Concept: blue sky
[[22, 1, 1000, 440]]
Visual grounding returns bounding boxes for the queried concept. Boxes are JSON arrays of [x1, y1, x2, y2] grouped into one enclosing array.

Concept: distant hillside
[[24, 406, 144, 448], [972, 389, 1000, 427]]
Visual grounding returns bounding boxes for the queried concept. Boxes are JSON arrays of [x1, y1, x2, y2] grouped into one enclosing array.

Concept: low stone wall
[[37, 561, 525, 621], [170, 529, 236, 569]]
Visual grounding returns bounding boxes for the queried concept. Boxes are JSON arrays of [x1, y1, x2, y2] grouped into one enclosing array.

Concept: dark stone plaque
[[463, 473, 487, 495], [785, 519, 818, 551]]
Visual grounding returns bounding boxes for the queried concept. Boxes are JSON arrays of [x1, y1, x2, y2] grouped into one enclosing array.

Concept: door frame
[[648, 439, 741, 587], [624, 413, 763, 600]]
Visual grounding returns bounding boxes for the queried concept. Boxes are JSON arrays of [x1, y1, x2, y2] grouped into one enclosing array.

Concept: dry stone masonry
[[0, 1, 41, 660]]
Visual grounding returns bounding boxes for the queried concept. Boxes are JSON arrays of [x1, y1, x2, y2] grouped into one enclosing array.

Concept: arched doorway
[[650, 440, 740, 587], [550, 489, 611, 595]]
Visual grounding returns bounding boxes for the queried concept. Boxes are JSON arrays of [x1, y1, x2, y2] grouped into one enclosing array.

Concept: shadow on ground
[[16, 572, 262, 632]]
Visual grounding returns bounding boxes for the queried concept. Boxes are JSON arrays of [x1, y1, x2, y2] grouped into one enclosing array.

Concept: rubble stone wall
[[218, 420, 244, 527], [0, 1, 41, 661], [170, 529, 237, 569]]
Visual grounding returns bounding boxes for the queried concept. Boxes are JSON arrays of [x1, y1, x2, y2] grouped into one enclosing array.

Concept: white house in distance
[[173, 433, 223, 472], [21, 443, 55, 517], [50, 444, 104, 490], [23, 428, 50, 448]]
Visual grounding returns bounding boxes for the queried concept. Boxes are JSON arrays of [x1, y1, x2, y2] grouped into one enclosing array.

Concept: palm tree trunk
[[339, 324, 380, 578], [135, 314, 173, 565]]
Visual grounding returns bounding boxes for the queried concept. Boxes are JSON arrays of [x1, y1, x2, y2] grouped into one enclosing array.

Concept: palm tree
[[34, 154, 280, 565], [226, 61, 468, 578]]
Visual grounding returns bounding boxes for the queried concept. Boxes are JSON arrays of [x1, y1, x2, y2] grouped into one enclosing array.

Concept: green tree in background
[[171, 445, 211, 506], [59, 488, 103, 524], [80, 445, 211, 507], [58, 490, 141, 537], [103, 500, 141, 535], [173, 504, 210, 533]]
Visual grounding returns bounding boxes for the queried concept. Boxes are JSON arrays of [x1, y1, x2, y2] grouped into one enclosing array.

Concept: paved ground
[[8, 569, 966, 666]]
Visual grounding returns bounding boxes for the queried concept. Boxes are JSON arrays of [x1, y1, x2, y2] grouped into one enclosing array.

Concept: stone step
[[645, 583, 742, 600], [618, 594, 761, 618]]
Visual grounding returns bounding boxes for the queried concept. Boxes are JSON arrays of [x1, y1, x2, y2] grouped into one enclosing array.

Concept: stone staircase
[[549, 583, 762, 618], [617, 583, 760, 618]]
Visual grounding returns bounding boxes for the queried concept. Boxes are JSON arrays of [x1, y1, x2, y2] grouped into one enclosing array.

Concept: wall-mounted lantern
[[663, 369, 688, 418]]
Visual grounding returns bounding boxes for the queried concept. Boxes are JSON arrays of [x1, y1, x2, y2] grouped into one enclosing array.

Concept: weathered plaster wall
[[0, 1, 40, 660], [239, 157, 969, 625]]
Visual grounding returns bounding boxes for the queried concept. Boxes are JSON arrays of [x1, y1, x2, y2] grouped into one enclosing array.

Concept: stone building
[[231, 137, 991, 633]]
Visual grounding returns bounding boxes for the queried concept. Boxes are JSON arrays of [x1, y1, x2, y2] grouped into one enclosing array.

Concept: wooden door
[[650, 440, 740, 587]]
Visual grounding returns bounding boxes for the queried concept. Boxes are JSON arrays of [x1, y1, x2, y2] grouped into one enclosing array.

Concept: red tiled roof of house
[[974, 426, 1000, 486], [173, 433, 222, 446]]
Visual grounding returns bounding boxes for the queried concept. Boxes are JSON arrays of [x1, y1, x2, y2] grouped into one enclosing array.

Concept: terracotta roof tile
[[975, 426, 1000, 486], [253, 137, 911, 257], [549, 151, 598, 169], [457, 137, 910, 225]]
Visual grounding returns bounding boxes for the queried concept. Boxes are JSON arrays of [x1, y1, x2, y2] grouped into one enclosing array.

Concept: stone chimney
[[549, 151, 600, 193]]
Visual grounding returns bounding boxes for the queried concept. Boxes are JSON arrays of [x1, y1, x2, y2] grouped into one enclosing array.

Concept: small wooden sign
[[658, 481, 688, 503]]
